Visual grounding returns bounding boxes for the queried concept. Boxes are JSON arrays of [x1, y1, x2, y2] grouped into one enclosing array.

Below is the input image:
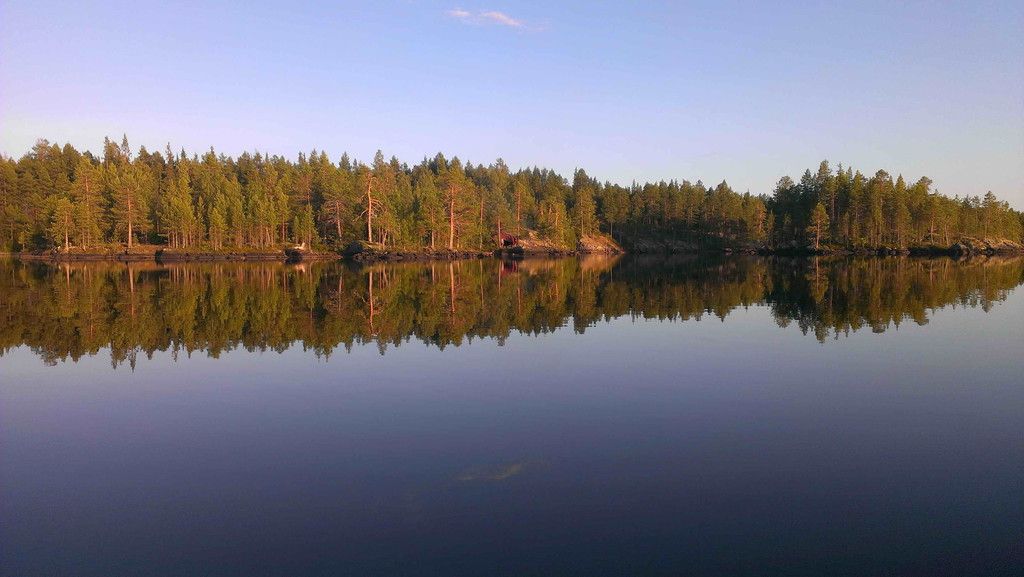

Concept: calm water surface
[[1, 256, 1022, 576]]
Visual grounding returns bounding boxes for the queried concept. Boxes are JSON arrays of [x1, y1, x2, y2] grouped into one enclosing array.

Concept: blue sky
[[1, 1, 1022, 205]]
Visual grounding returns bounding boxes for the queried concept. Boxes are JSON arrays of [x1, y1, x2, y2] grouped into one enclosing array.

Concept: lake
[[1, 255, 1022, 576]]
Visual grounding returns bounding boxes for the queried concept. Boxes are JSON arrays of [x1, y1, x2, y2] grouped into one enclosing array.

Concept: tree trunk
[[366, 177, 373, 243], [448, 194, 455, 250], [516, 190, 521, 236]]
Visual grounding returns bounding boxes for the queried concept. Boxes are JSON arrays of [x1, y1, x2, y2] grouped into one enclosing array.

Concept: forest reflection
[[2, 255, 1021, 367]]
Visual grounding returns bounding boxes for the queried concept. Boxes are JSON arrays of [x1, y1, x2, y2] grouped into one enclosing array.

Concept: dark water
[[1, 256, 1022, 576]]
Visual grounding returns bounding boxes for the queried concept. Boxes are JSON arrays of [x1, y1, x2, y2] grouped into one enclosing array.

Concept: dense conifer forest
[[1, 137, 1021, 253]]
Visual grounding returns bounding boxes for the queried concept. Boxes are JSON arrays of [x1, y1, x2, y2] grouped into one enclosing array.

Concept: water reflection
[[1, 255, 1021, 367]]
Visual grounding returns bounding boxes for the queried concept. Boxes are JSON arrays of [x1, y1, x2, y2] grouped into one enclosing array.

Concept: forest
[[2, 255, 1021, 367], [1, 136, 1022, 254]]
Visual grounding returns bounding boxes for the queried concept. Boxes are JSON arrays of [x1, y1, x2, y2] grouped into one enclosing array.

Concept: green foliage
[[572, 169, 598, 238], [768, 163, 1022, 249], [70, 157, 103, 248], [1, 138, 1020, 252], [48, 195, 74, 250], [106, 155, 153, 248], [807, 203, 830, 249]]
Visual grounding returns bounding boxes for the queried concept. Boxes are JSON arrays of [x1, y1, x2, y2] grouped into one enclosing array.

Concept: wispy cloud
[[447, 8, 526, 29], [479, 11, 522, 27]]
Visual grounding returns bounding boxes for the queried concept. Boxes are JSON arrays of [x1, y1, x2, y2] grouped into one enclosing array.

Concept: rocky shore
[[494, 234, 624, 258], [344, 241, 492, 263], [947, 237, 1024, 255], [12, 235, 1021, 263], [159, 249, 290, 262], [17, 246, 160, 262], [623, 236, 1024, 257], [344, 233, 624, 262]]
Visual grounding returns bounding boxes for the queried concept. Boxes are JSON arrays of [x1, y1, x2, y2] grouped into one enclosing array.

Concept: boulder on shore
[[576, 234, 624, 254], [343, 240, 385, 257], [950, 237, 1024, 255], [515, 237, 573, 255]]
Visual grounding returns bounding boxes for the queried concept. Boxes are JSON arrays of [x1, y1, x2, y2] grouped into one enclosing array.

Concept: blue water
[[1, 257, 1022, 576]]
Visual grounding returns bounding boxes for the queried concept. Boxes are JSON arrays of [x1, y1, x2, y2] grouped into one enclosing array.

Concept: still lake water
[[1, 256, 1022, 576]]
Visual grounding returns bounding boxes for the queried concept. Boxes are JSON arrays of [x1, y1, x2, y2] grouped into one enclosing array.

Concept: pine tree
[[440, 158, 470, 249], [0, 158, 22, 249], [356, 164, 380, 243], [512, 178, 529, 236], [807, 203, 829, 250], [572, 182, 597, 239], [208, 200, 227, 250], [108, 162, 152, 249], [49, 195, 74, 251], [70, 157, 103, 247], [413, 167, 442, 248], [320, 163, 353, 243]]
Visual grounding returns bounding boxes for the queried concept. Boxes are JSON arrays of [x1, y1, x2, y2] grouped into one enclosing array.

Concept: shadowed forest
[[1, 137, 1022, 254], [2, 255, 1021, 367]]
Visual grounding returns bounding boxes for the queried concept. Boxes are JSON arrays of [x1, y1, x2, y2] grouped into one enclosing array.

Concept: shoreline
[[10, 247, 608, 263], [10, 245, 1024, 263], [13, 233, 1021, 263], [623, 236, 1024, 258]]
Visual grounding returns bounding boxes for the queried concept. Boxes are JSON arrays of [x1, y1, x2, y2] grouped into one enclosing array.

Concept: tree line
[[768, 162, 1023, 249], [2, 255, 1021, 367], [0, 137, 1021, 253]]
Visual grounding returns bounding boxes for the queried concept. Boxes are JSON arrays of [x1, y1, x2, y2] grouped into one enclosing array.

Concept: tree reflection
[[1, 255, 1020, 367]]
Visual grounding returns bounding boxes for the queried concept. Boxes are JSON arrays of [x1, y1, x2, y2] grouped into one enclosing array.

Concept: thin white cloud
[[479, 11, 522, 27], [447, 8, 526, 29]]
